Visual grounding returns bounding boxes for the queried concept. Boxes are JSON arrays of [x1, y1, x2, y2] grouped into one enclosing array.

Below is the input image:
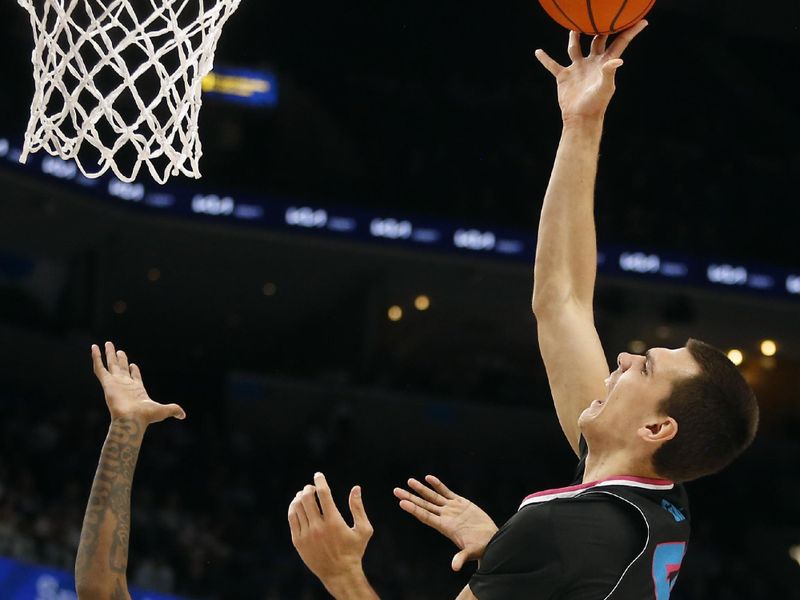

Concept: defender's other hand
[[534, 20, 648, 123], [289, 473, 374, 591], [91, 342, 186, 426], [394, 475, 498, 571]]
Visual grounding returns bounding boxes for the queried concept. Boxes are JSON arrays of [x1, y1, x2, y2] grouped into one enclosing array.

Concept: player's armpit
[[455, 584, 479, 600], [535, 299, 609, 456]]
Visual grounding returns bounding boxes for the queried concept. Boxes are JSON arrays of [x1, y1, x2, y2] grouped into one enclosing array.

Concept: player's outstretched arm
[[288, 473, 379, 600], [393, 475, 498, 572], [75, 343, 186, 600], [531, 23, 647, 456]]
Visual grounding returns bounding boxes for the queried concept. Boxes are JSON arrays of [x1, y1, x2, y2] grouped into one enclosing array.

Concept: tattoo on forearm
[[76, 418, 143, 590]]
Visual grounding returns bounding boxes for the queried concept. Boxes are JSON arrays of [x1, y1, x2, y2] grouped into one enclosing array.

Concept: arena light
[[147, 267, 161, 282], [790, 545, 800, 567], [202, 67, 278, 108], [414, 295, 431, 311], [760, 340, 777, 357], [388, 305, 403, 322], [113, 300, 128, 315], [262, 282, 277, 297], [727, 349, 744, 366], [628, 340, 647, 354]]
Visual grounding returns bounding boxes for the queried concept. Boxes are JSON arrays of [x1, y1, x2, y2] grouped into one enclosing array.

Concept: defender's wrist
[[562, 114, 605, 133], [322, 565, 372, 599], [109, 414, 148, 437]]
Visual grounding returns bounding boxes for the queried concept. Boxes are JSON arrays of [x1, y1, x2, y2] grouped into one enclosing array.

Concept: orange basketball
[[538, 0, 655, 34]]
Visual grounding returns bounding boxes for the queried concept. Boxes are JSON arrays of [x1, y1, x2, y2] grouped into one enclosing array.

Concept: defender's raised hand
[[394, 475, 498, 572], [91, 342, 185, 426], [289, 473, 378, 599], [77, 344, 185, 600], [535, 21, 648, 122]]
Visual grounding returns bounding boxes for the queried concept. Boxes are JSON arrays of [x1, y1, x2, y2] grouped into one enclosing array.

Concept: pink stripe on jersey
[[519, 475, 674, 510]]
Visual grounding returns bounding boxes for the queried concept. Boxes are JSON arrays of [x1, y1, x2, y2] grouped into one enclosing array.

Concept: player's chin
[[589, 398, 607, 415], [579, 399, 606, 425]]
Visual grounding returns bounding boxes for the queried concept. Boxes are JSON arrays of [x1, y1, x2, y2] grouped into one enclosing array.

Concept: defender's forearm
[[532, 117, 604, 313], [75, 417, 144, 599], [325, 569, 381, 600]]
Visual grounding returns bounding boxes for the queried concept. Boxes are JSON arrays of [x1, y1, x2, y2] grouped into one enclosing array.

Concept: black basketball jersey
[[469, 438, 691, 600]]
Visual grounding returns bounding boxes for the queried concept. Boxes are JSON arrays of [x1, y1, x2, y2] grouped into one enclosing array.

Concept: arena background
[[1, 0, 799, 598]]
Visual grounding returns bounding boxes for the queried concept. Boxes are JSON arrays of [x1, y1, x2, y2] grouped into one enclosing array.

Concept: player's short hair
[[652, 338, 759, 483]]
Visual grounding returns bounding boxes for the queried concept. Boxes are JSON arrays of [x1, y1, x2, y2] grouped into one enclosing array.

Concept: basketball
[[538, 0, 655, 34]]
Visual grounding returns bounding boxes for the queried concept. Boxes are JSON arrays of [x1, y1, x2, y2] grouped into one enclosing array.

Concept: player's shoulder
[[552, 492, 646, 531], [550, 493, 647, 557], [582, 481, 692, 527], [493, 499, 560, 543]]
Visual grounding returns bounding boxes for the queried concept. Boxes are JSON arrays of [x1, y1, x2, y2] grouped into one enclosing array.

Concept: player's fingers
[[164, 403, 187, 420], [408, 478, 446, 506], [314, 472, 342, 519], [116, 350, 130, 373], [146, 401, 186, 423], [452, 549, 470, 572], [129, 363, 143, 382], [349, 486, 373, 535], [534, 49, 564, 77], [606, 19, 648, 59], [567, 30, 583, 62], [288, 504, 302, 540], [91, 344, 107, 378], [590, 34, 608, 55], [424, 475, 456, 499], [393, 487, 442, 516], [105, 342, 120, 373], [398, 499, 440, 530], [291, 492, 309, 531], [601, 58, 624, 84], [300, 485, 322, 526]]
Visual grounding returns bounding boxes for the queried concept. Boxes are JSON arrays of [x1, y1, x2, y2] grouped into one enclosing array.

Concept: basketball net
[[18, 0, 242, 184]]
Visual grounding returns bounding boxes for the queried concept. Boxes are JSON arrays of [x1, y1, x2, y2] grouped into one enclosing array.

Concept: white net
[[18, 0, 242, 184]]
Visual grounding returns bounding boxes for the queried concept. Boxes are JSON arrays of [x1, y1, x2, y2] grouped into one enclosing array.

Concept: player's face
[[579, 346, 701, 452]]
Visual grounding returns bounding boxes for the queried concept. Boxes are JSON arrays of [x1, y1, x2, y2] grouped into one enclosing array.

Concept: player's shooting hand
[[535, 20, 648, 123], [394, 475, 498, 571], [91, 342, 186, 427], [289, 473, 374, 593]]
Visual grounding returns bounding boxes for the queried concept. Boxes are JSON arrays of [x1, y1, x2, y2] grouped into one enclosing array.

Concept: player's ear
[[638, 417, 678, 445]]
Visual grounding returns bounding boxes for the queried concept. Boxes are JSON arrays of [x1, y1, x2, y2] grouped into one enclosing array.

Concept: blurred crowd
[[2, 384, 799, 600]]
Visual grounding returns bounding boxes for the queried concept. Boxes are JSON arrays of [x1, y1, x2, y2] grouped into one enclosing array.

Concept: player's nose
[[617, 352, 635, 371]]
